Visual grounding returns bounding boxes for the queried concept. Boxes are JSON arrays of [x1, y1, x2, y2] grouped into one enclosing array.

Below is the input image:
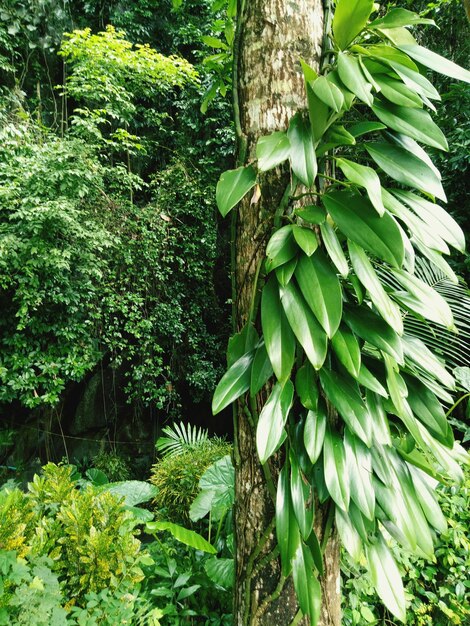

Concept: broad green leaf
[[305, 530, 324, 576], [408, 466, 447, 533], [290, 451, 314, 540], [201, 35, 228, 49], [304, 406, 327, 465], [376, 26, 418, 47], [319, 221, 349, 278], [349, 499, 376, 542], [393, 190, 465, 253], [256, 381, 294, 464], [348, 240, 403, 334], [366, 142, 447, 202], [405, 376, 453, 447], [388, 61, 440, 101], [366, 389, 392, 444], [190, 455, 234, 522], [277, 465, 301, 576], [348, 121, 387, 137], [295, 249, 343, 338], [306, 82, 330, 142], [373, 478, 417, 552], [373, 75, 423, 108], [256, 131, 291, 171], [398, 44, 470, 84], [227, 323, 258, 366], [280, 282, 328, 370], [216, 165, 256, 217], [336, 507, 363, 562], [323, 426, 350, 511], [276, 257, 297, 287], [454, 366, 470, 392], [266, 225, 297, 272], [212, 352, 254, 414], [370, 444, 394, 485], [372, 101, 448, 151], [300, 58, 318, 83], [385, 132, 441, 180], [344, 429, 375, 520], [261, 276, 296, 383], [344, 305, 403, 364], [204, 557, 234, 589], [331, 325, 361, 379], [323, 190, 405, 268], [293, 226, 318, 257], [318, 124, 356, 155], [366, 535, 406, 623], [146, 521, 217, 554], [103, 481, 158, 507], [389, 267, 455, 330], [402, 335, 455, 390], [338, 53, 373, 104], [288, 113, 317, 187], [295, 360, 319, 411], [320, 368, 373, 445], [311, 75, 344, 112], [336, 157, 385, 216], [357, 363, 389, 398], [333, 0, 374, 50], [292, 542, 322, 625], [418, 425, 464, 483], [369, 8, 435, 29], [295, 204, 326, 225], [359, 44, 419, 71], [250, 342, 273, 396]]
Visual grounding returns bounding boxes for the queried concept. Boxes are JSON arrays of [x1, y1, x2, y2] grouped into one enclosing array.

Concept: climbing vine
[[213, 1, 470, 623]]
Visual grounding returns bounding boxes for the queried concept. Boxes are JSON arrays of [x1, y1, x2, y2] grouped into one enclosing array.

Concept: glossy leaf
[[360, 45, 419, 72], [338, 53, 373, 104], [408, 466, 447, 533], [295, 360, 319, 411], [292, 541, 322, 626], [265, 225, 297, 272], [369, 8, 435, 29], [333, 0, 374, 50], [323, 190, 405, 268], [280, 281, 328, 370], [344, 429, 375, 520], [366, 392, 392, 445], [389, 267, 455, 330], [398, 44, 470, 84], [385, 132, 442, 180], [277, 464, 301, 577], [288, 113, 317, 187], [348, 240, 403, 334], [290, 451, 314, 539], [311, 75, 344, 112], [293, 226, 318, 257], [405, 376, 453, 447], [336, 157, 385, 216], [147, 521, 217, 554], [336, 506, 363, 562], [357, 363, 388, 398], [319, 221, 349, 278], [216, 165, 256, 217], [212, 352, 254, 414], [402, 335, 455, 390], [295, 249, 343, 338], [348, 121, 387, 137], [256, 131, 291, 171], [250, 342, 273, 396], [295, 204, 326, 225], [366, 535, 406, 623], [306, 81, 330, 142], [227, 323, 258, 367], [323, 426, 350, 511], [204, 557, 234, 589], [304, 406, 327, 465], [256, 381, 294, 464], [366, 142, 447, 202], [261, 276, 296, 382], [318, 124, 356, 154], [344, 305, 404, 364], [373, 75, 423, 108], [388, 61, 440, 101], [320, 368, 372, 445], [331, 325, 361, 379], [393, 190, 465, 253], [372, 101, 448, 151]]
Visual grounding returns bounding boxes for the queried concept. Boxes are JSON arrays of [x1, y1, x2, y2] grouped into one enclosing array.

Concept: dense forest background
[[0, 0, 468, 478]]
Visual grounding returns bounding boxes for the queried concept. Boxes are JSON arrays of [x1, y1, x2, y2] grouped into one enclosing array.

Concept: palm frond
[[156, 421, 209, 458]]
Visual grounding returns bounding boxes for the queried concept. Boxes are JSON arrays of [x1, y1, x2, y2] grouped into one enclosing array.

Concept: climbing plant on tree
[[212, 1, 470, 624]]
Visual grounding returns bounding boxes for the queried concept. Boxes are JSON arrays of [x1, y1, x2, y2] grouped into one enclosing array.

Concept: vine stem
[[445, 392, 470, 417]]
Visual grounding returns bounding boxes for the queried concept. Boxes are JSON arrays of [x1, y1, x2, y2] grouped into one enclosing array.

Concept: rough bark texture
[[233, 1, 341, 625]]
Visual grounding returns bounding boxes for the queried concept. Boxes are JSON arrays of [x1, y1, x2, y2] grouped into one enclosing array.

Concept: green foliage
[[342, 466, 470, 625], [92, 451, 131, 482], [156, 422, 209, 458], [150, 438, 232, 523], [214, 1, 470, 622]]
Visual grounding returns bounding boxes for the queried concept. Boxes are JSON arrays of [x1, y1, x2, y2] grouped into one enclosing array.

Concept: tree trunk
[[232, 1, 341, 624]]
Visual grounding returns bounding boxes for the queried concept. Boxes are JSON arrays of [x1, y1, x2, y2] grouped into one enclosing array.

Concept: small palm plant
[[156, 421, 209, 458]]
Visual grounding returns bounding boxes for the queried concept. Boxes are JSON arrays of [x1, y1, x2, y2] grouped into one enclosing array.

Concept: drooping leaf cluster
[[214, 1, 470, 622]]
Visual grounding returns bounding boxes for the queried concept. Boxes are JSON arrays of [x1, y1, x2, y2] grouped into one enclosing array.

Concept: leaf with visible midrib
[[216, 165, 256, 217]]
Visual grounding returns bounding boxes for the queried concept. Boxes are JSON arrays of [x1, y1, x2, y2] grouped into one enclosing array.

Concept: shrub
[[150, 437, 232, 523]]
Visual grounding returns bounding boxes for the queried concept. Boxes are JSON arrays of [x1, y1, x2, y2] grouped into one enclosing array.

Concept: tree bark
[[232, 1, 341, 624]]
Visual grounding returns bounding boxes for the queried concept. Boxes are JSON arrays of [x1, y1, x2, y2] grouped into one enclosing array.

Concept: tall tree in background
[[214, 1, 470, 624]]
